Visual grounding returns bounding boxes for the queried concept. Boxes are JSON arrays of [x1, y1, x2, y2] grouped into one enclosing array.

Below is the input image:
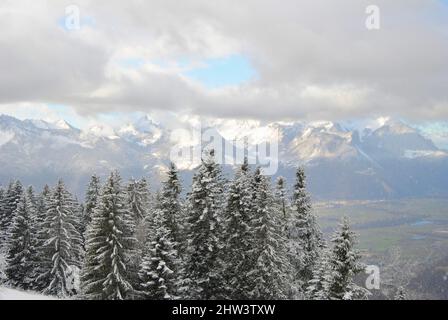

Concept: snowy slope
[[0, 286, 56, 300]]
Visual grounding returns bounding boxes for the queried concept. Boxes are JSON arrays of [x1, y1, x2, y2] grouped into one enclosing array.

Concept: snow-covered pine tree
[[394, 286, 407, 300], [274, 176, 298, 298], [137, 163, 183, 299], [0, 180, 24, 284], [160, 163, 183, 252], [248, 168, 290, 300], [77, 202, 86, 251], [31, 185, 52, 291], [25, 186, 43, 289], [275, 177, 288, 220], [127, 177, 152, 291], [289, 167, 323, 293], [138, 193, 181, 300], [327, 217, 368, 300], [274, 177, 291, 231], [36, 185, 51, 217], [154, 163, 184, 267], [72, 196, 86, 264], [82, 174, 101, 239], [0, 180, 23, 250], [81, 171, 138, 300], [5, 193, 36, 290], [306, 249, 332, 300], [0, 187, 4, 205], [0, 187, 4, 222], [133, 178, 153, 239], [127, 178, 151, 223], [0, 182, 14, 246], [127, 178, 151, 242], [183, 150, 226, 300], [25, 186, 37, 208], [38, 180, 83, 297], [0, 186, 6, 282], [221, 158, 255, 299]]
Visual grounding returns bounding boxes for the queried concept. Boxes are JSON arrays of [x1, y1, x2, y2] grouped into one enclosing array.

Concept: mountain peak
[[27, 119, 73, 130], [373, 119, 416, 135], [117, 116, 163, 146], [83, 124, 118, 140], [0, 114, 23, 126], [1, 113, 447, 200], [134, 115, 160, 132], [52, 119, 72, 130]]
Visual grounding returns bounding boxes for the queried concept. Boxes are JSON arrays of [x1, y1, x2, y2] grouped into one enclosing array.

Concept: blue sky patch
[[182, 55, 256, 89], [118, 58, 146, 69]]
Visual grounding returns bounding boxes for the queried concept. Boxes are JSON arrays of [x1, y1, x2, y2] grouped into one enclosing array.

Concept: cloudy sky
[[0, 0, 448, 132]]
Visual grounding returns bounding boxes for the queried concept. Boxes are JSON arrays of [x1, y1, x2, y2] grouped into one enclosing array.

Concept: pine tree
[[248, 168, 290, 300], [127, 178, 151, 223], [289, 167, 323, 293], [0, 186, 6, 282], [138, 193, 181, 300], [0, 182, 13, 249], [0, 187, 4, 205], [36, 185, 51, 217], [306, 249, 332, 300], [25, 186, 43, 290], [76, 202, 86, 251], [0, 180, 23, 250], [5, 193, 36, 290], [327, 217, 368, 300], [127, 177, 152, 291], [72, 197, 86, 264], [221, 159, 255, 299], [183, 150, 226, 299], [275, 178, 292, 266], [31, 185, 52, 291], [82, 174, 101, 238], [81, 171, 137, 300], [156, 163, 183, 275], [38, 180, 83, 297], [275, 177, 288, 220], [0, 187, 4, 221], [160, 163, 183, 250], [274, 176, 299, 298], [25, 186, 37, 208]]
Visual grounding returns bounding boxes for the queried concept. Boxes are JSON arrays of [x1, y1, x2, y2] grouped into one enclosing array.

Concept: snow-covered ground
[[0, 286, 56, 300]]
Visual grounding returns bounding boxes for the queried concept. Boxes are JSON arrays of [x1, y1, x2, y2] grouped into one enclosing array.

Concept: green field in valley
[[314, 198, 448, 260]]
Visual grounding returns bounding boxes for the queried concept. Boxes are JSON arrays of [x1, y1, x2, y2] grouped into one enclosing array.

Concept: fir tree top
[[328, 216, 368, 300]]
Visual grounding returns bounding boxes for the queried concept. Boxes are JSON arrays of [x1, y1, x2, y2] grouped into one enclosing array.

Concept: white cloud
[[0, 0, 447, 122], [0, 103, 60, 121]]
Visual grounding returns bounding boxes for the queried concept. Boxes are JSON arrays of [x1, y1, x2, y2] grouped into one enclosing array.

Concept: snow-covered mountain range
[[1, 114, 447, 200]]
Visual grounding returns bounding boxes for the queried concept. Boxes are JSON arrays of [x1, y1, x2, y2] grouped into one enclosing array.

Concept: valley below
[[315, 198, 448, 299]]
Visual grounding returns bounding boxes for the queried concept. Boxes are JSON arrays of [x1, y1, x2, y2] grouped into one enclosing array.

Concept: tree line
[[0, 151, 369, 300]]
